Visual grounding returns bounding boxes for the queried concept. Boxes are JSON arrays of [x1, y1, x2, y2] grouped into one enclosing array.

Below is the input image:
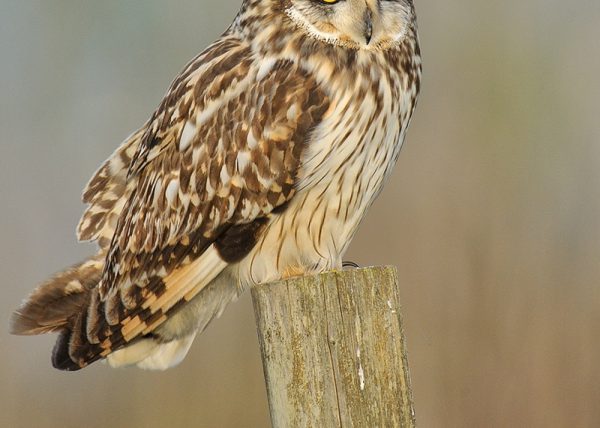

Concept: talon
[[342, 261, 360, 269], [281, 265, 306, 279]]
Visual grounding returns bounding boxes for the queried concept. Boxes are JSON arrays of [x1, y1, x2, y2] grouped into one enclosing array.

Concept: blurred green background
[[1, 1, 599, 427]]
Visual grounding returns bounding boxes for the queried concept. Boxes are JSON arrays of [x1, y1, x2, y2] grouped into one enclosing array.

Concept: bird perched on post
[[10, 0, 421, 371]]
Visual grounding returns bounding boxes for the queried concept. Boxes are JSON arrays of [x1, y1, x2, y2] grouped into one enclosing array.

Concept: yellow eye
[[319, 0, 340, 4]]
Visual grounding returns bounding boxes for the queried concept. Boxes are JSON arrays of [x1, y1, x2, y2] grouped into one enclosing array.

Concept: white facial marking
[[285, 6, 343, 46]]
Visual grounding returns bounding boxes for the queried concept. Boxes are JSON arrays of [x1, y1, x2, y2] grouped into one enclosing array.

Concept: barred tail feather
[[10, 247, 232, 371], [9, 254, 104, 370]]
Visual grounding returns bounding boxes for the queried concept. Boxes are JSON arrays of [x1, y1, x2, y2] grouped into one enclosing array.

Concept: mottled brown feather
[[59, 40, 330, 368], [11, 0, 422, 371], [77, 128, 145, 248], [10, 255, 103, 336]]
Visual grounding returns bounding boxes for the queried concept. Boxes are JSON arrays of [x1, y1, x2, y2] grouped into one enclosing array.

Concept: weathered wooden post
[[251, 266, 415, 427]]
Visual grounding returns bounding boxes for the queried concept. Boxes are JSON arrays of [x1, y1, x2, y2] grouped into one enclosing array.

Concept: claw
[[281, 265, 307, 279], [342, 261, 360, 269]]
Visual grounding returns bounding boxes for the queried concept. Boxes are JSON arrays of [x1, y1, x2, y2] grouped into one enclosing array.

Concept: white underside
[[106, 333, 196, 370], [236, 64, 409, 286]]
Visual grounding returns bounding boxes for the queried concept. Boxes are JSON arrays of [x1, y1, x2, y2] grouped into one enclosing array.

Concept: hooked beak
[[364, 9, 373, 45]]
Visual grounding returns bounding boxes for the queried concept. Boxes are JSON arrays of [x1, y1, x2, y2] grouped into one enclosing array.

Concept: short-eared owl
[[11, 0, 421, 370]]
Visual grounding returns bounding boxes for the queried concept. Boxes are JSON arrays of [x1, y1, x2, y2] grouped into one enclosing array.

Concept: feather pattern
[[10, 255, 104, 336], [10, 0, 421, 370], [50, 39, 328, 369], [77, 129, 144, 249], [85, 51, 329, 363]]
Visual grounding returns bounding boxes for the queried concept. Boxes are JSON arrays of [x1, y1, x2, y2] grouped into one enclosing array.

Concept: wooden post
[[251, 266, 415, 428]]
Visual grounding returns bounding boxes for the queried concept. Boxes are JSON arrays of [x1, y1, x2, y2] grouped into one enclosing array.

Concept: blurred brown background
[[1, 1, 599, 427]]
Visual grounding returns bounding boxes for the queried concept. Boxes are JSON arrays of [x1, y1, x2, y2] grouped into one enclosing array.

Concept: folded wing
[[63, 36, 330, 368]]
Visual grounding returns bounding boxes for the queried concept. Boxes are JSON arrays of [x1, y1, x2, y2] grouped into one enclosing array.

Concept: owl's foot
[[281, 265, 307, 280]]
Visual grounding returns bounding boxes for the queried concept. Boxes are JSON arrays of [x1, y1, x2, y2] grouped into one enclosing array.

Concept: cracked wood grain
[[251, 266, 415, 428]]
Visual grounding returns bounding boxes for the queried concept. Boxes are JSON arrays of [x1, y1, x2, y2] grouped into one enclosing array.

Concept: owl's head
[[283, 0, 414, 49]]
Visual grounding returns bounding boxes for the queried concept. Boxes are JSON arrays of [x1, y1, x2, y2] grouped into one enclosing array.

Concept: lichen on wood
[[252, 266, 415, 427]]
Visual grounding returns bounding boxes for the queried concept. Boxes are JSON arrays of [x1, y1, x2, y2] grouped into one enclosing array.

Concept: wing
[[76, 126, 145, 249], [70, 35, 330, 366]]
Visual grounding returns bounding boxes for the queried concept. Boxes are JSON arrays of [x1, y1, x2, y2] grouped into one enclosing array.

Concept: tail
[[10, 254, 104, 370], [10, 250, 237, 371]]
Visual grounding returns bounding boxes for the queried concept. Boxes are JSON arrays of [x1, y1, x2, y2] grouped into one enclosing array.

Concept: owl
[[10, 0, 421, 371]]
